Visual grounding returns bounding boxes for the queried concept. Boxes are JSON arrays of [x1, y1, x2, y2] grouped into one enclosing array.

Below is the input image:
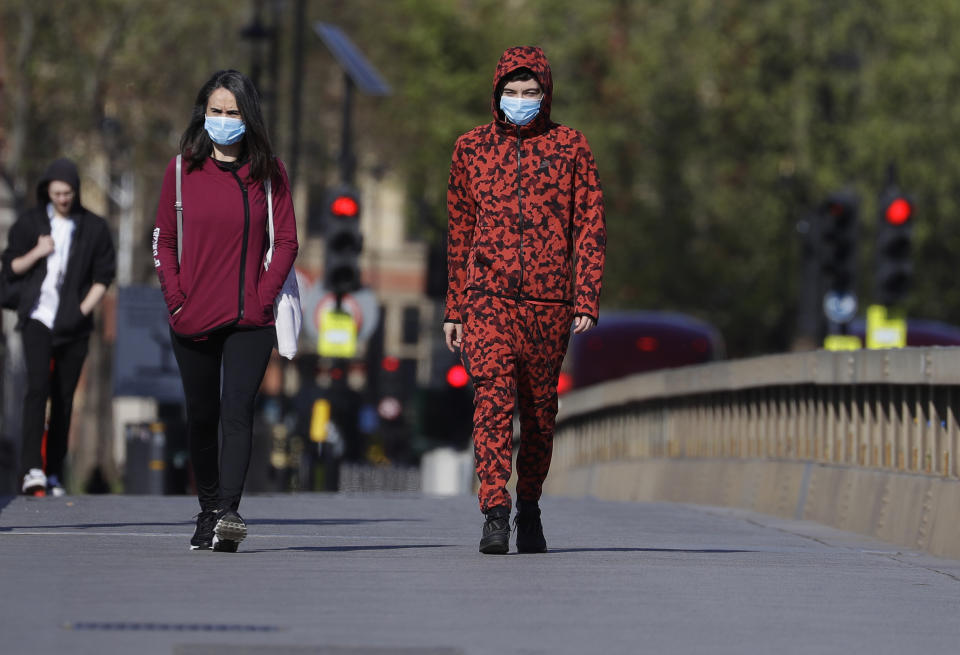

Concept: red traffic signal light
[[331, 194, 359, 217], [382, 356, 400, 373], [325, 187, 362, 295], [876, 185, 913, 306], [446, 364, 469, 388], [884, 197, 912, 226]]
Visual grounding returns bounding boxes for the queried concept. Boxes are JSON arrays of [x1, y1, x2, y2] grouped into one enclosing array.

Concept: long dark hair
[[179, 69, 279, 183]]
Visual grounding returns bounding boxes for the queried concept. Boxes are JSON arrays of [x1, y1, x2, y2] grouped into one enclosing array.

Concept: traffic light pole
[[340, 74, 356, 188], [337, 73, 355, 311], [314, 21, 390, 186], [794, 211, 823, 349], [313, 23, 392, 436]]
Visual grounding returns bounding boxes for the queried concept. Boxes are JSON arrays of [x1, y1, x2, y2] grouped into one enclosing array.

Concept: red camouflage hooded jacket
[[445, 46, 606, 324]]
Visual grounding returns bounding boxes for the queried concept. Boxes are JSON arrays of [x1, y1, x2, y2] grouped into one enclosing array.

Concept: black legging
[[170, 326, 275, 512], [20, 319, 89, 481]]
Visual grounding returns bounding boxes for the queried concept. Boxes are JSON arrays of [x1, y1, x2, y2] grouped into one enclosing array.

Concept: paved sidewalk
[[2, 492, 960, 655]]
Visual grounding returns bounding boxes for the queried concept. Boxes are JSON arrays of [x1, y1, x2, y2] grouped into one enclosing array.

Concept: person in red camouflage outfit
[[443, 46, 606, 554]]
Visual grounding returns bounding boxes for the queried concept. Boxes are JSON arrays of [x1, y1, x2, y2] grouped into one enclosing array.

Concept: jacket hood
[[36, 157, 82, 212], [491, 46, 553, 132]]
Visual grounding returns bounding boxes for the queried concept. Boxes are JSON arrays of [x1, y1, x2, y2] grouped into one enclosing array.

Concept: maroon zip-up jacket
[[153, 156, 298, 338]]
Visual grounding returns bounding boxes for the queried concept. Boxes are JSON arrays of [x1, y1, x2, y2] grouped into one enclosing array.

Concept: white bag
[[264, 179, 302, 359]]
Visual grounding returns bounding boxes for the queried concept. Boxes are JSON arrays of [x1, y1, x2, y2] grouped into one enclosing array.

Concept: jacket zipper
[[516, 130, 525, 298], [230, 170, 251, 320]]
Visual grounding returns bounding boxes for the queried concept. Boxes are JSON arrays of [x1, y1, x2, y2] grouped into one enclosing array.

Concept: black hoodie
[[1, 158, 116, 341]]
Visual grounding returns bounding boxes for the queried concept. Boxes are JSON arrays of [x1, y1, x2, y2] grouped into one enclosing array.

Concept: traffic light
[[416, 361, 473, 448], [875, 186, 913, 306], [379, 356, 417, 416], [445, 363, 469, 389], [818, 191, 859, 294], [324, 186, 362, 297]]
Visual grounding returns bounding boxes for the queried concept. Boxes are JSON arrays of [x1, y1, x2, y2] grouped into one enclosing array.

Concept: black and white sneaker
[[213, 510, 247, 553], [190, 510, 218, 550], [22, 468, 47, 496]]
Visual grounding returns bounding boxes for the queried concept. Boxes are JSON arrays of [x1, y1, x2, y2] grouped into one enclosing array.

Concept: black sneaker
[[213, 510, 247, 553], [190, 510, 218, 550], [479, 506, 510, 554], [514, 501, 547, 553]]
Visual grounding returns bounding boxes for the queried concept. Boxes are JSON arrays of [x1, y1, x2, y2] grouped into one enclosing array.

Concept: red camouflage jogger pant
[[461, 290, 574, 513]]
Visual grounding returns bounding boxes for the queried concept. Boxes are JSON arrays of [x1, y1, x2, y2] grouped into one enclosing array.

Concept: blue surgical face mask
[[204, 116, 246, 145], [499, 96, 542, 126]]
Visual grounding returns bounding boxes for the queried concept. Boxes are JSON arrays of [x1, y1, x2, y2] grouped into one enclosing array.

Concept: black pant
[[20, 319, 89, 481], [170, 326, 275, 512]]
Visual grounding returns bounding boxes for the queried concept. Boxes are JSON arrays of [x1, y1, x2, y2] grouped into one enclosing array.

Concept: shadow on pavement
[[0, 517, 422, 532], [547, 547, 756, 554], [250, 518, 423, 526], [0, 520, 195, 531], [245, 543, 455, 553]]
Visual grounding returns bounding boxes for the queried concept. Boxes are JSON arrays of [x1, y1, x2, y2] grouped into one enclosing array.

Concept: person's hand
[[573, 315, 595, 334], [443, 322, 463, 352], [10, 235, 56, 274], [34, 235, 55, 258]]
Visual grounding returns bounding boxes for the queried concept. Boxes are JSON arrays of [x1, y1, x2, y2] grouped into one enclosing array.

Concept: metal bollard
[[124, 422, 166, 494]]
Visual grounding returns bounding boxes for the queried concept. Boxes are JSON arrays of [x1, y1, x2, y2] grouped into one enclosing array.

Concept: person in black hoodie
[[1, 158, 116, 495]]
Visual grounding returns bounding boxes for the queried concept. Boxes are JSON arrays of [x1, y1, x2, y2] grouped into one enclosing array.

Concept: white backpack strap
[[175, 154, 183, 265], [264, 178, 275, 268]]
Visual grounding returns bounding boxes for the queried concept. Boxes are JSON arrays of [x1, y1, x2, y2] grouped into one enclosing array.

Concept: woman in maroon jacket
[[153, 69, 298, 552]]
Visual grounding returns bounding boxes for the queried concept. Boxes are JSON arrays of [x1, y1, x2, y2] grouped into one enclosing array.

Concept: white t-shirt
[[30, 205, 75, 329]]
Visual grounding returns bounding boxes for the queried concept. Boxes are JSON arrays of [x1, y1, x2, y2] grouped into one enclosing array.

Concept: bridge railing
[[555, 347, 960, 476], [549, 347, 960, 557]]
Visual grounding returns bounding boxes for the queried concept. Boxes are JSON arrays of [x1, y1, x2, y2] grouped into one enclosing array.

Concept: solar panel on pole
[[313, 22, 392, 96]]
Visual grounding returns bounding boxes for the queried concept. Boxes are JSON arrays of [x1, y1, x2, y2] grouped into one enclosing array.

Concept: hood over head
[[36, 157, 82, 212], [491, 46, 553, 130]]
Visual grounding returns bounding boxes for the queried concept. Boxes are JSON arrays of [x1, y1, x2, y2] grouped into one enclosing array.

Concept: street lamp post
[[240, 0, 276, 128]]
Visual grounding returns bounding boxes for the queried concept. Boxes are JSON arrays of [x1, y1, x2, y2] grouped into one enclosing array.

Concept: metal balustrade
[[548, 347, 960, 557], [554, 348, 960, 478]]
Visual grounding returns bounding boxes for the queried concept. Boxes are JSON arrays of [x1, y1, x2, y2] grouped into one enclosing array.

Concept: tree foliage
[[4, 0, 960, 356]]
